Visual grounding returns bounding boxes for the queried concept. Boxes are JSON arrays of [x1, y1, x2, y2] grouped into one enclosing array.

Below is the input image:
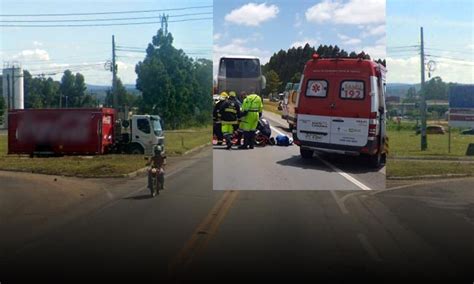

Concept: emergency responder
[[228, 91, 241, 133], [146, 145, 166, 191], [239, 93, 263, 149], [213, 92, 228, 145], [217, 92, 240, 150], [235, 91, 247, 146]]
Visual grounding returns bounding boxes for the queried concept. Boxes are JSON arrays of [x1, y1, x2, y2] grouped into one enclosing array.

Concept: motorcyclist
[[147, 145, 166, 191]]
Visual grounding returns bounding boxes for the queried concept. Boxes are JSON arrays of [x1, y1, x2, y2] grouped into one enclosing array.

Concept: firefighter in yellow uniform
[[217, 92, 240, 150], [213, 92, 228, 145], [239, 93, 263, 149]]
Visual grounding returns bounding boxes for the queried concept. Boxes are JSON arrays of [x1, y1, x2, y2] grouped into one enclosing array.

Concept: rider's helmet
[[229, 91, 236, 98], [153, 145, 162, 156]]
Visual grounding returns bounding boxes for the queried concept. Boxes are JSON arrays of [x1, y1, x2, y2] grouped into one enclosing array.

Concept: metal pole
[[448, 126, 451, 153], [11, 71, 15, 109], [6, 74, 11, 110], [420, 27, 428, 151], [112, 35, 117, 109]]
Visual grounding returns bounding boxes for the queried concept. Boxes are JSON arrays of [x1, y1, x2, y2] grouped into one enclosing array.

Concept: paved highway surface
[[213, 111, 385, 190], [1, 148, 473, 283]]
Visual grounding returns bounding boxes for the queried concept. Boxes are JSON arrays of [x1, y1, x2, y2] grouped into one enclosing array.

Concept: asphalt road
[[213, 111, 385, 190], [1, 148, 473, 283]]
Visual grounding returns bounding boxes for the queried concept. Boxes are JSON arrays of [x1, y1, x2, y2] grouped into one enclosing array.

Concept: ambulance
[[293, 54, 387, 168]]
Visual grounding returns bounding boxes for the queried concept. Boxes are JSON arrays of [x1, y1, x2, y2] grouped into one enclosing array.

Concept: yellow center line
[[168, 190, 239, 281]]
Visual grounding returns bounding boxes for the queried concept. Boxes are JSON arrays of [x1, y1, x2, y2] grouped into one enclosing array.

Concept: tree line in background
[[0, 28, 212, 130], [135, 28, 212, 129], [262, 43, 386, 96]]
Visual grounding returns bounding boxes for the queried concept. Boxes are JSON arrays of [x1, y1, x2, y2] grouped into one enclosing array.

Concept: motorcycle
[[148, 167, 163, 197]]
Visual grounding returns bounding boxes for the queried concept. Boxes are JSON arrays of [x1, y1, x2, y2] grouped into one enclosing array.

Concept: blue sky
[[0, 0, 212, 85], [213, 0, 386, 77], [387, 0, 473, 84]]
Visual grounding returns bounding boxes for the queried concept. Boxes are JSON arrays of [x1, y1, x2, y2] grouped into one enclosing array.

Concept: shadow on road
[[277, 152, 381, 174], [123, 194, 154, 200], [276, 155, 333, 172]]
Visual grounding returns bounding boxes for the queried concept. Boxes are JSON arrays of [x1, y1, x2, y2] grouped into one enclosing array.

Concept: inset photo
[[213, 0, 387, 190], [386, 0, 474, 183]]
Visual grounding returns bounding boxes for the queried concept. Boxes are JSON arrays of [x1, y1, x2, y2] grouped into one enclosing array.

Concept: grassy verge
[[387, 129, 474, 157], [263, 100, 282, 115], [387, 159, 474, 178], [0, 125, 211, 177]]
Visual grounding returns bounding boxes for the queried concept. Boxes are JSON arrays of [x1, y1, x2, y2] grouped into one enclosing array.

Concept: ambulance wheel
[[300, 148, 314, 159], [368, 152, 383, 168]]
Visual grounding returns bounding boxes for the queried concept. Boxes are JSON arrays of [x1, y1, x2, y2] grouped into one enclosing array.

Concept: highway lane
[[2, 147, 473, 282], [213, 110, 385, 190]]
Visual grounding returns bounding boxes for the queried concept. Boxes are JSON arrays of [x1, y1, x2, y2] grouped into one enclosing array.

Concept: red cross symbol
[[312, 83, 321, 93]]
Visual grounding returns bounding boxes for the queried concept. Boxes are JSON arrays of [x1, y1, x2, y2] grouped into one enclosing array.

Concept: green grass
[[164, 126, 212, 155], [387, 129, 474, 157], [0, 125, 211, 177], [387, 160, 474, 178]]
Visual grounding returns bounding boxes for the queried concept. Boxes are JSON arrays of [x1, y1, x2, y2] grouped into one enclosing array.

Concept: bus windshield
[[219, 58, 260, 78]]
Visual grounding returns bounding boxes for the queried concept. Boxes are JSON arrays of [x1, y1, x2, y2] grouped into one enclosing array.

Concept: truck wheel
[[129, 144, 144, 155], [300, 148, 313, 159]]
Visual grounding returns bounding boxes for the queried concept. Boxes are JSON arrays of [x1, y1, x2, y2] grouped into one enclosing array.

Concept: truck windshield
[[150, 116, 162, 135]]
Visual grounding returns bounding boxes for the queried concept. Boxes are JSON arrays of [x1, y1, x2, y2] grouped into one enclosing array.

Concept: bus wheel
[[300, 148, 314, 159]]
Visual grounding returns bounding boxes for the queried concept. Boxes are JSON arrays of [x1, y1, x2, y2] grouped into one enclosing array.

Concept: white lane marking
[[267, 116, 372, 191], [315, 154, 372, 191], [357, 233, 382, 262], [330, 190, 349, 215], [270, 125, 286, 136]]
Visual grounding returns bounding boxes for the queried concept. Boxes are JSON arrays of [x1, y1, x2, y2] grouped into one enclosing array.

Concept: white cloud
[[33, 41, 43, 47], [213, 33, 221, 41], [213, 38, 271, 78], [13, 49, 50, 61], [306, 0, 385, 25], [337, 33, 361, 45], [291, 38, 318, 48], [386, 56, 473, 84], [225, 3, 279, 26], [294, 13, 302, 28], [360, 44, 386, 59]]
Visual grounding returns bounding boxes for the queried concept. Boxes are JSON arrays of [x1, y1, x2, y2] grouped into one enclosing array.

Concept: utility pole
[[6, 74, 10, 110], [160, 14, 169, 35], [420, 27, 428, 151], [112, 35, 118, 109]]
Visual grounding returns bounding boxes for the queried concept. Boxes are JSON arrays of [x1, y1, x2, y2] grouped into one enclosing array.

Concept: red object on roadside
[[8, 108, 116, 155]]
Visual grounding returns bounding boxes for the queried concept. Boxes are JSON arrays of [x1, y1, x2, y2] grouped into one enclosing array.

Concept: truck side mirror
[[160, 119, 164, 130]]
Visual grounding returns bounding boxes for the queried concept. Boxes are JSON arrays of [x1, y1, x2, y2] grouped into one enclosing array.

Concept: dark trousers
[[213, 122, 223, 141], [243, 130, 256, 148]]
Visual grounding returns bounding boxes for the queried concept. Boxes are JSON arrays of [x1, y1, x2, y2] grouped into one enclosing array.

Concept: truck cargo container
[[8, 108, 164, 156]]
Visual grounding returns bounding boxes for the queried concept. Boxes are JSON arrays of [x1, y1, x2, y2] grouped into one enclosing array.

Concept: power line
[[0, 12, 212, 23], [0, 5, 212, 17], [425, 54, 474, 63], [0, 17, 212, 27]]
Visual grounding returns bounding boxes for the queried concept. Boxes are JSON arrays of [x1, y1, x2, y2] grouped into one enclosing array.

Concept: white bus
[[217, 55, 266, 96]]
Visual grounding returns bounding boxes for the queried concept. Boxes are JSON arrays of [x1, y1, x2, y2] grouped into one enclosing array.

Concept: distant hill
[[386, 83, 421, 98], [86, 84, 141, 103]]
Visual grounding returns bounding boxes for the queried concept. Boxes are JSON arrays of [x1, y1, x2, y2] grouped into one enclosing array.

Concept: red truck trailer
[[8, 108, 116, 155]]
